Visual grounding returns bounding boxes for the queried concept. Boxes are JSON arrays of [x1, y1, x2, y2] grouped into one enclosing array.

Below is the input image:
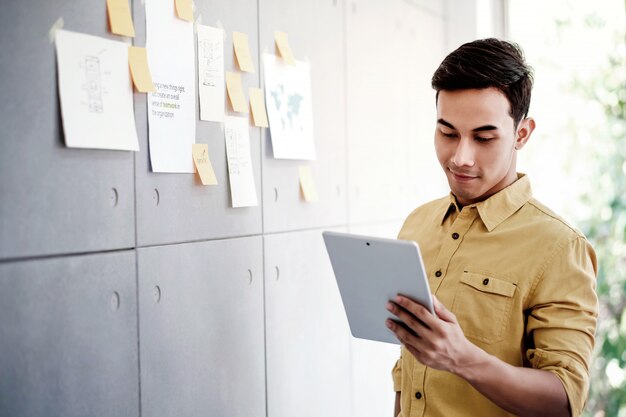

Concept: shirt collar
[[441, 173, 533, 232]]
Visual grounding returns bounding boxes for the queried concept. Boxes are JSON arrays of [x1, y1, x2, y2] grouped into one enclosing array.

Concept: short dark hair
[[431, 38, 534, 127]]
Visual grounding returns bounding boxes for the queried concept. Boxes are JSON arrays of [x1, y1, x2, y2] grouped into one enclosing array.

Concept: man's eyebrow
[[472, 125, 499, 132], [437, 119, 499, 133], [437, 119, 455, 129]]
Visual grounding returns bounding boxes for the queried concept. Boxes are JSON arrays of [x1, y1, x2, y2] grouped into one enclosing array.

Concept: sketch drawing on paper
[[55, 29, 139, 151], [269, 84, 304, 131], [196, 24, 225, 123], [224, 116, 257, 207], [225, 128, 245, 175], [84, 56, 104, 113], [199, 38, 221, 88], [263, 53, 316, 160]]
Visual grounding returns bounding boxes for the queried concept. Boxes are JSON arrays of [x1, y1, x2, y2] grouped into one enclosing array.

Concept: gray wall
[[0, 0, 448, 416]]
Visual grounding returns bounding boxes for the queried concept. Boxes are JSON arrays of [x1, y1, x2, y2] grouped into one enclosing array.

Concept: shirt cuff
[[392, 357, 402, 392], [527, 348, 589, 417]]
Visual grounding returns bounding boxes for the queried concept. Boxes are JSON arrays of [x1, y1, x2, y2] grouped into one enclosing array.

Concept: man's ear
[[515, 117, 535, 150]]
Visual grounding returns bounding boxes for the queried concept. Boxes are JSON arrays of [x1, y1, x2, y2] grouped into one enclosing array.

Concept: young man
[[386, 39, 598, 417]]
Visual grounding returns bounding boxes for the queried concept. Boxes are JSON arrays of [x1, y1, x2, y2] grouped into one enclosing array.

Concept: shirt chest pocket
[[451, 271, 518, 344]]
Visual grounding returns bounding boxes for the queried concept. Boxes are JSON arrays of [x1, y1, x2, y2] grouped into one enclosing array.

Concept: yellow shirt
[[392, 174, 598, 417]]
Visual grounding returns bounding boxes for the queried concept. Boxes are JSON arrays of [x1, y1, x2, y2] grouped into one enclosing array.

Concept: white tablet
[[322, 230, 434, 345]]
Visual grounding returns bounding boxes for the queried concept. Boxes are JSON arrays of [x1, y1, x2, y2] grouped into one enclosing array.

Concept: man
[[386, 38, 598, 417]]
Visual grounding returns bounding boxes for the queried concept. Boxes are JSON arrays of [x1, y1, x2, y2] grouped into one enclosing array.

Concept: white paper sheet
[[55, 29, 139, 151], [263, 53, 316, 160], [224, 116, 258, 208], [197, 24, 225, 122], [145, 0, 196, 172]]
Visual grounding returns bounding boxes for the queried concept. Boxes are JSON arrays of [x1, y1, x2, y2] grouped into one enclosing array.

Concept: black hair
[[431, 38, 534, 127]]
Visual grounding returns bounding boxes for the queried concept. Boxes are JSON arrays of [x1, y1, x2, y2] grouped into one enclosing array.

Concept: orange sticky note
[[225, 72, 248, 113], [249, 87, 269, 127], [274, 31, 295, 65], [233, 31, 255, 73], [106, 0, 135, 37], [192, 144, 218, 185], [175, 0, 194, 22], [128, 47, 156, 92], [299, 166, 318, 202]]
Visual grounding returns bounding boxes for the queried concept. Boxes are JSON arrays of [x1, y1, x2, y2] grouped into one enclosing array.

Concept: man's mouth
[[449, 168, 478, 181]]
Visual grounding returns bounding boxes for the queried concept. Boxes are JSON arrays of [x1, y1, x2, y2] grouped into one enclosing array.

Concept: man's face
[[434, 88, 533, 206]]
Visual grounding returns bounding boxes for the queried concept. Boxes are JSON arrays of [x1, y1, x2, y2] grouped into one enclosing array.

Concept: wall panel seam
[[343, 0, 351, 229], [0, 247, 138, 265], [134, 248, 143, 417], [257, 0, 269, 415]]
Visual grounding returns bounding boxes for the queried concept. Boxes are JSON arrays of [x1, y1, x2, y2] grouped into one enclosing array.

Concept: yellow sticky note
[[299, 166, 318, 202], [192, 144, 218, 185], [128, 47, 156, 93], [274, 31, 295, 65], [106, 0, 135, 37], [175, 0, 194, 22], [225, 72, 248, 113], [233, 32, 255, 73], [249, 87, 269, 128]]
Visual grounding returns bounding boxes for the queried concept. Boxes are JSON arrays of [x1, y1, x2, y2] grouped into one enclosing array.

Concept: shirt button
[[483, 278, 490, 285], [452, 232, 460, 240], [415, 391, 422, 400], [435, 270, 442, 278]]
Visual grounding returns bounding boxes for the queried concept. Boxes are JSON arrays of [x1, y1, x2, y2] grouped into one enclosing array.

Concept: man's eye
[[475, 136, 493, 143], [442, 132, 457, 138]]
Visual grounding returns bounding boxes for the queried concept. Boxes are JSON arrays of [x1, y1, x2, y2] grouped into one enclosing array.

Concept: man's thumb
[[433, 295, 456, 323]]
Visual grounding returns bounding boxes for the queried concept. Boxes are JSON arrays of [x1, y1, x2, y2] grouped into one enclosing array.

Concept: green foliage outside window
[[574, 6, 626, 417]]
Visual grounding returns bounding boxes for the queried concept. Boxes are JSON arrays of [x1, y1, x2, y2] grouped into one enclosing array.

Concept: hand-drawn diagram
[[224, 116, 257, 207], [269, 84, 304, 131], [55, 29, 139, 151], [84, 56, 104, 113], [225, 126, 246, 175], [197, 24, 225, 123], [263, 53, 316, 160], [199, 38, 222, 87]]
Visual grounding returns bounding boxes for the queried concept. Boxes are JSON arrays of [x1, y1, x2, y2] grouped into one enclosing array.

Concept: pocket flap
[[460, 272, 516, 297]]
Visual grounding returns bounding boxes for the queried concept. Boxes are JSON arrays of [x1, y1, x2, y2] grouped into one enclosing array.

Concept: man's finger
[[387, 301, 433, 336], [433, 295, 457, 324], [386, 318, 422, 348], [394, 295, 439, 329]]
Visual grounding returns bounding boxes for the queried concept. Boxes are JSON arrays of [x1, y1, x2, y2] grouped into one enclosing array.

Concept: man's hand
[[385, 295, 480, 374], [385, 295, 570, 417]]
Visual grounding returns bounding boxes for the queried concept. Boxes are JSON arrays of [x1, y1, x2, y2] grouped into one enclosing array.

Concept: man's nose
[[452, 137, 476, 167]]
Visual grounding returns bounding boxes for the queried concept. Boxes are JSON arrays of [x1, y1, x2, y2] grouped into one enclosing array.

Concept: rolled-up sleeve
[[525, 235, 598, 417], [392, 348, 403, 392]]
